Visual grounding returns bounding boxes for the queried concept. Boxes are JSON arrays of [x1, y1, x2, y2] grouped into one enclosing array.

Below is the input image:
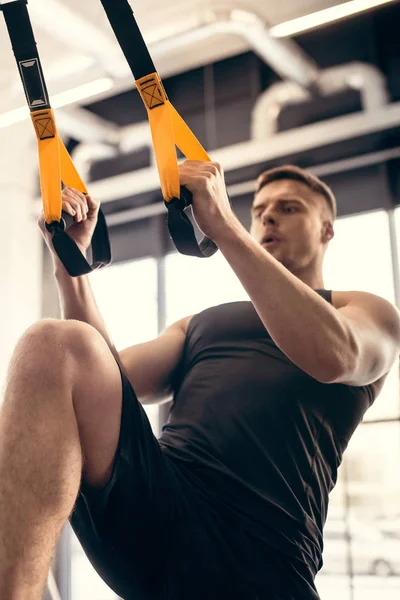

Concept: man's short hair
[[255, 165, 337, 221]]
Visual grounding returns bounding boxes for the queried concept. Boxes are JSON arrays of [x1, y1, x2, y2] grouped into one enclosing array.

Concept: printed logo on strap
[[137, 74, 167, 110]]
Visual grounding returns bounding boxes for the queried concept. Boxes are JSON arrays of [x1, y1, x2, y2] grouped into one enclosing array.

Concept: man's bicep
[[118, 316, 192, 404], [336, 293, 400, 386]]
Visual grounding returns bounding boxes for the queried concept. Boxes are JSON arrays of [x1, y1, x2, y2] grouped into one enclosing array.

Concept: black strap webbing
[[99, 0, 218, 259], [99, 0, 155, 79]]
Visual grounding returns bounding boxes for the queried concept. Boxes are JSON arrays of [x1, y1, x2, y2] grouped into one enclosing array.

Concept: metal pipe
[[28, 0, 130, 78], [71, 143, 119, 183], [151, 7, 319, 89], [252, 62, 389, 139]]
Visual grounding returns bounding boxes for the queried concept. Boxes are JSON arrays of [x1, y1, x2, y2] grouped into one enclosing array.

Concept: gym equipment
[[99, 0, 219, 258], [0, 0, 112, 277]]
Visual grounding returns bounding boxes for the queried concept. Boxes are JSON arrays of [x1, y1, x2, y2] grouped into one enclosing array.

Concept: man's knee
[[16, 319, 104, 376]]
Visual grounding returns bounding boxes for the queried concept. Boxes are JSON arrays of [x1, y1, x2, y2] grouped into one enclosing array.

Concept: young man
[[0, 161, 399, 600]]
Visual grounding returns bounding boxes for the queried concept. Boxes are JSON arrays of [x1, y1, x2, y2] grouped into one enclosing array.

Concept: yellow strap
[[31, 109, 87, 224], [168, 102, 210, 162], [58, 137, 88, 195], [31, 110, 62, 224], [136, 72, 211, 202]]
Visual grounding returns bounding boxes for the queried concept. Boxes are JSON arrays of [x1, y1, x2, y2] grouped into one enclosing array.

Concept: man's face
[[250, 179, 331, 272]]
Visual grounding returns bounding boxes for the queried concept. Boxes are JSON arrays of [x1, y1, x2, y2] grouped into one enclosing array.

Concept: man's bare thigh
[[66, 321, 124, 488]]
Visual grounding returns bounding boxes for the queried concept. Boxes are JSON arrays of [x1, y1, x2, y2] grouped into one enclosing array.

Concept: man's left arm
[[214, 219, 400, 386], [179, 159, 400, 386]]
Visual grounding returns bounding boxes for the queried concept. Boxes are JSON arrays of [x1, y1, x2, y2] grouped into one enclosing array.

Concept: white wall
[[0, 122, 43, 393]]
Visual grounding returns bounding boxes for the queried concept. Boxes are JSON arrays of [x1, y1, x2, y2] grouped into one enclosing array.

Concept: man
[[0, 161, 399, 600]]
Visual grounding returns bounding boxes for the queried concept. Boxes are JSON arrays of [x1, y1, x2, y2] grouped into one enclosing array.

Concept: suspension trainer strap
[[99, 0, 218, 258], [0, 0, 111, 276]]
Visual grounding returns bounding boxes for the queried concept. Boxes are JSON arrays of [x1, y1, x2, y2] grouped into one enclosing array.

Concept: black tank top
[[159, 291, 381, 591]]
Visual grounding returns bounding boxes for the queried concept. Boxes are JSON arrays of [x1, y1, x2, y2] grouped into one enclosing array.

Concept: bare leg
[[0, 320, 123, 600], [0, 323, 82, 599]]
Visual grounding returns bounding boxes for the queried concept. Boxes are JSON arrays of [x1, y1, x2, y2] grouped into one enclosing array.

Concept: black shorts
[[70, 362, 318, 600], [70, 363, 256, 600]]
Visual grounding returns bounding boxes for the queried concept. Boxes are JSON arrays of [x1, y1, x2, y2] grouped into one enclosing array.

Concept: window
[[324, 210, 399, 421], [165, 250, 249, 325], [317, 422, 400, 600], [324, 210, 395, 303], [90, 258, 158, 349]]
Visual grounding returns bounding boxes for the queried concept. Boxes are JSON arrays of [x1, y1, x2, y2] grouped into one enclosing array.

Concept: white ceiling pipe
[[251, 81, 310, 138], [252, 61, 389, 139], [56, 106, 120, 145], [71, 120, 155, 186], [119, 121, 156, 165], [76, 60, 389, 176], [149, 6, 319, 89], [28, 0, 130, 79], [71, 143, 119, 184], [318, 61, 390, 110]]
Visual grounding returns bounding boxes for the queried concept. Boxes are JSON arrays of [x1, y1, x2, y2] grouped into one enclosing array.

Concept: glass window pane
[[316, 479, 352, 599], [317, 422, 400, 600], [90, 258, 158, 348], [363, 360, 400, 422], [90, 258, 159, 431], [165, 251, 249, 325], [71, 531, 117, 600], [324, 211, 395, 303], [324, 210, 399, 421], [316, 575, 352, 600], [71, 259, 158, 600], [395, 207, 400, 268]]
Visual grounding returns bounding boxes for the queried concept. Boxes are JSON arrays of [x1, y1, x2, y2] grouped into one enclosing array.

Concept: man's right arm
[[118, 315, 192, 404], [55, 263, 192, 405], [47, 188, 190, 404]]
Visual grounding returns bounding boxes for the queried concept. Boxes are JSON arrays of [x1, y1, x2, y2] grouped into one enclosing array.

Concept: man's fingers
[[85, 194, 99, 213], [62, 188, 99, 222], [62, 201, 77, 218], [63, 188, 88, 221], [64, 187, 88, 208]]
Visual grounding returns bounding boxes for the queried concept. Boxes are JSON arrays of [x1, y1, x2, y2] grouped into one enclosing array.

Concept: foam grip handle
[[61, 210, 75, 230]]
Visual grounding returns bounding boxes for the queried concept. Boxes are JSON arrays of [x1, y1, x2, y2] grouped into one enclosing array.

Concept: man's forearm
[[54, 261, 121, 364], [215, 218, 355, 383]]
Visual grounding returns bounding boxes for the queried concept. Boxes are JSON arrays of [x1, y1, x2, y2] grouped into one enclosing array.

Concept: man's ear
[[321, 221, 334, 244]]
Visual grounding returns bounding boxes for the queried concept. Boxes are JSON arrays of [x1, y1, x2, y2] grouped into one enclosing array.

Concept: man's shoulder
[[331, 289, 395, 311]]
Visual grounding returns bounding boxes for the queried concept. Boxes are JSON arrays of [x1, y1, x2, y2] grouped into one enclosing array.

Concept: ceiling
[[0, 0, 341, 115]]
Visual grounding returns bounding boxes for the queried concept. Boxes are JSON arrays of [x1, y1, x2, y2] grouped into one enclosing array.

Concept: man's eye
[[285, 206, 297, 213]]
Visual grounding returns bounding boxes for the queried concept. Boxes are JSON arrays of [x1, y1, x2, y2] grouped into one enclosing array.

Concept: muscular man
[[0, 162, 399, 600]]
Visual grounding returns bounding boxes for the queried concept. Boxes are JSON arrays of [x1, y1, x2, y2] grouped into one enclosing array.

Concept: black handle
[[45, 209, 112, 276], [61, 210, 74, 230], [165, 186, 218, 258]]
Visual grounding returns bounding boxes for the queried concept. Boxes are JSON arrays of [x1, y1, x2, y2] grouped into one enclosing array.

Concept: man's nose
[[261, 209, 277, 225]]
